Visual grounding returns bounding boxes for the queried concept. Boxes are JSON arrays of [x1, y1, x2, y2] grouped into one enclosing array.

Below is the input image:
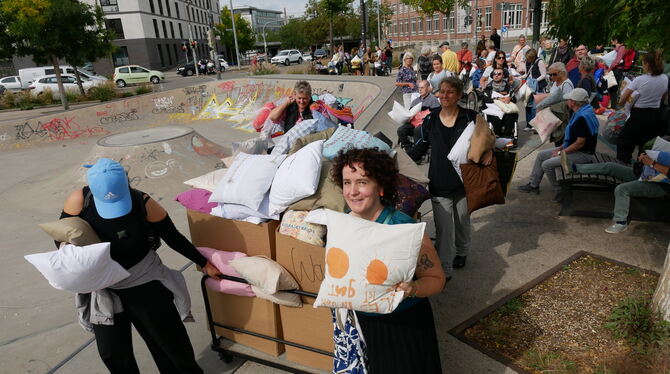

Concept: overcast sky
[[221, 0, 309, 18]]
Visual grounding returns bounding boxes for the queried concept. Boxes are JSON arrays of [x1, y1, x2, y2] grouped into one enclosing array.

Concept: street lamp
[[229, 0, 241, 70], [261, 19, 284, 59], [185, 0, 199, 76]]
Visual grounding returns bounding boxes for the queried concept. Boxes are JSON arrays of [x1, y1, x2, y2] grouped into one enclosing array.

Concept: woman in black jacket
[[408, 76, 492, 279]]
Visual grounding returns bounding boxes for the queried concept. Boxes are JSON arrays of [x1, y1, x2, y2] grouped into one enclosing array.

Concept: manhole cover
[[97, 126, 193, 147]]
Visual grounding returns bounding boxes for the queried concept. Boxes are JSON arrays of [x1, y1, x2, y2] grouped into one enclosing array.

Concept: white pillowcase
[[447, 122, 475, 180], [652, 136, 670, 153], [209, 152, 287, 211], [314, 210, 425, 314], [304, 208, 327, 225], [183, 168, 227, 192], [25, 242, 130, 293], [271, 119, 319, 155], [210, 191, 279, 223], [387, 101, 422, 126], [269, 140, 324, 216]]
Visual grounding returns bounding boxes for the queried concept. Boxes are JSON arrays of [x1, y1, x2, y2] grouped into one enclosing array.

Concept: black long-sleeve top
[[407, 107, 477, 197]]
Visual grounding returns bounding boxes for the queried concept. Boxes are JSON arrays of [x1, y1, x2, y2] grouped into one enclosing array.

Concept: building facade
[[383, 0, 549, 51], [233, 6, 284, 44], [83, 0, 220, 75]]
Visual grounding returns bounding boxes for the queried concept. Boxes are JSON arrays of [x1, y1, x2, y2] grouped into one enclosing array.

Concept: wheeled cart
[[200, 274, 333, 373]]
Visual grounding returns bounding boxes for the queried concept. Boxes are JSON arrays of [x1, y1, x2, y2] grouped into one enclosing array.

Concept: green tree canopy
[[547, 0, 669, 59], [216, 6, 254, 63], [278, 18, 309, 51], [400, 0, 470, 17]]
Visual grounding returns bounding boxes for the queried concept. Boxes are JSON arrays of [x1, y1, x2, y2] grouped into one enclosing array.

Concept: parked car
[[314, 49, 328, 59], [218, 58, 229, 71], [0, 76, 22, 92], [18, 65, 107, 89], [113, 65, 165, 87], [303, 51, 313, 62], [271, 49, 303, 65], [28, 74, 97, 98]]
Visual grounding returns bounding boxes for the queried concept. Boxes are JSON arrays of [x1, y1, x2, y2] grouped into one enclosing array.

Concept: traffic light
[[191, 40, 198, 48], [181, 41, 188, 51]]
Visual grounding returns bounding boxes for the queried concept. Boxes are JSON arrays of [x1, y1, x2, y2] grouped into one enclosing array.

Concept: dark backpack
[[83, 187, 161, 251]]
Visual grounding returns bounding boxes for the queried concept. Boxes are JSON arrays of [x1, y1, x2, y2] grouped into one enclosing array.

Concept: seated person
[[535, 62, 573, 111], [268, 80, 314, 133], [563, 151, 670, 233], [397, 80, 441, 149], [518, 88, 599, 202], [482, 67, 518, 138], [471, 59, 486, 90]]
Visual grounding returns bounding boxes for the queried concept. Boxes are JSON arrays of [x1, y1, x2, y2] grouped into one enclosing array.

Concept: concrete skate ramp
[[0, 76, 389, 151]]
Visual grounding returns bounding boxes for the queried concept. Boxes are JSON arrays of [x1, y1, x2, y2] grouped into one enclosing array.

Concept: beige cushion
[[279, 210, 327, 247], [229, 256, 299, 294], [289, 127, 337, 155], [251, 286, 302, 307], [183, 168, 227, 192], [468, 115, 495, 164], [393, 146, 429, 185], [39, 217, 101, 246], [288, 161, 347, 212]]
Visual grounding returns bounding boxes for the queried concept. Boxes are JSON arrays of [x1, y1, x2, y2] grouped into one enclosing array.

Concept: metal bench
[[556, 152, 670, 222]]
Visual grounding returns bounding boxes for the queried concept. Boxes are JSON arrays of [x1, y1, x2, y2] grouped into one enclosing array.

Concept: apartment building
[[383, 0, 549, 50], [233, 6, 284, 43]]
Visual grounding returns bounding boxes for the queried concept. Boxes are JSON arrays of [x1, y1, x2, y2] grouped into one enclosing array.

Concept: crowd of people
[[314, 43, 393, 76]]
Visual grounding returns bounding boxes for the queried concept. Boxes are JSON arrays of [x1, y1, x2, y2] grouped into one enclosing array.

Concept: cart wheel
[[218, 351, 233, 363]]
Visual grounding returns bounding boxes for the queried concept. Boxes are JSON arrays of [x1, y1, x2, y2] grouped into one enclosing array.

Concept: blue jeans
[[526, 95, 537, 126]]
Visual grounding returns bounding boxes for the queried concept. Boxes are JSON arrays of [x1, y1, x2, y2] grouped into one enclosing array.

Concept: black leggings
[[616, 107, 662, 164], [92, 281, 202, 374]]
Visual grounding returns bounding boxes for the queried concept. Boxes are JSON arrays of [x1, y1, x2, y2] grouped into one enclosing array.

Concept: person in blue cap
[[58, 158, 220, 374]]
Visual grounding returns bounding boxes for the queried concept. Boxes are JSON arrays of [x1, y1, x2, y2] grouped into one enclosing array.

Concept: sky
[[220, 0, 310, 18]]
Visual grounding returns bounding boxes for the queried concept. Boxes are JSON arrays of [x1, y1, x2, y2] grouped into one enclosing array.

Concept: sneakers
[[605, 223, 629, 234], [523, 125, 534, 132], [517, 183, 540, 194], [453, 255, 467, 269]]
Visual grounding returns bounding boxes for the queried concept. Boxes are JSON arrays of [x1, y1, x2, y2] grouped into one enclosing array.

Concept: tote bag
[[460, 157, 505, 213]]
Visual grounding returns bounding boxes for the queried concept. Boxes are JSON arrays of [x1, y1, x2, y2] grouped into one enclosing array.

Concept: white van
[[18, 66, 107, 88]]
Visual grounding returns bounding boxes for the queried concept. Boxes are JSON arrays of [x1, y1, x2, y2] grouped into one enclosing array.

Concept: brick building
[[383, 0, 549, 51]]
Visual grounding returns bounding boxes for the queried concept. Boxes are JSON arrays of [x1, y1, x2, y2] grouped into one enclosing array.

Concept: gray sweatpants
[[529, 147, 593, 191], [432, 191, 471, 277]]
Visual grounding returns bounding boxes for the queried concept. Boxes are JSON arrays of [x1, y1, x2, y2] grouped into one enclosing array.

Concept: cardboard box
[[187, 209, 283, 356], [275, 231, 326, 303], [279, 304, 334, 371]]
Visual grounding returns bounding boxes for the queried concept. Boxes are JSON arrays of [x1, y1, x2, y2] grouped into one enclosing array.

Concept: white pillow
[[321, 126, 392, 160], [447, 122, 475, 180], [314, 210, 425, 314], [387, 101, 422, 126], [269, 140, 324, 216], [652, 137, 670, 153], [24, 242, 130, 293], [183, 168, 227, 192], [209, 152, 287, 211], [232, 136, 268, 155], [304, 208, 328, 225], [271, 119, 319, 155]]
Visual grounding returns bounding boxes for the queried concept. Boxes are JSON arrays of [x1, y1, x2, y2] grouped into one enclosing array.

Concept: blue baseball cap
[[85, 158, 132, 219]]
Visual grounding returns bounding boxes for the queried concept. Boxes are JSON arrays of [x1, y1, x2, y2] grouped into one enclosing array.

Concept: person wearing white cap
[[518, 88, 599, 202], [59, 158, 221, 374]]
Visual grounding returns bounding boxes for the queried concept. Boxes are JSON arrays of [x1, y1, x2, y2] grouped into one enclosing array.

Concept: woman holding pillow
[[331, 148, 446, 373], [59, 158, 220, 374]]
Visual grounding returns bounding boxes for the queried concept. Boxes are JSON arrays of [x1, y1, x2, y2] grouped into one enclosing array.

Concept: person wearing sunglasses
[[480, 51, 509, 88], [482, 67, 519, 138], [535, 62, 573, 112]]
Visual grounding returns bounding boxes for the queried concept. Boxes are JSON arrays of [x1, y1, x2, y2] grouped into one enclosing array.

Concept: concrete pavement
[[0, 72, 667, 374]]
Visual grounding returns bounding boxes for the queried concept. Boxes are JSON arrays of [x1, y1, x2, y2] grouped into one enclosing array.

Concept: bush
[[1, 91, 15, 109], [16, 91, 36, 110], [36, 88, 56, 105], [251, 62, 279, 75], [87, 82, 116, 102], [135, 84, 152, 95], [120, 92, 134, 98]]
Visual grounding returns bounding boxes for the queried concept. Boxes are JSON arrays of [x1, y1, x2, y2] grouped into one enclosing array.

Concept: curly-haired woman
[[330, 148, 446, 374]]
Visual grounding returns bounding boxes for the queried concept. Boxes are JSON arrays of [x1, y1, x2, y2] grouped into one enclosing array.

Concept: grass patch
[[87, 81, 117, 102], [520, 350, 577, 373], [250, 62, 279, 75], [498, 297, 524, 316], [134, 84, 152, 95], [605, 294, 670, 354]]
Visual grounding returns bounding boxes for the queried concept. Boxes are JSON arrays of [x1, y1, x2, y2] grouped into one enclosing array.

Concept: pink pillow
[[174, 189, 217, 213], [197, 247, 255, 297]]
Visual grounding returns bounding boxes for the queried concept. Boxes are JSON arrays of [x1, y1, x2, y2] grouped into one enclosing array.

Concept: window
[[448, 12, 455, 32], [504, 4, 523, 28], [175, 2, 180, 18], [131, 66, 147, 73], [118, 67, 129, 74], [476, 8, 482, 32], [433, 15, 439, 33], [166, 1, 171, 17], [149, 0, 155, 13], [485, 6, 492, 31], [418, 17, 423, 33], [2, 77, 16, 83], [153, 19, 159, 38], [425, 15, 432, 33], [411, 18, 415, 33], [157, 0, 163, 15], [113, 48, 130, 67], [162, 20, 167, 39], [105, 18, 124, 39], [179, 23, 183, 38], [158, 44, 165, 67], [100, 0, 119, 12], [530, 2, 549, 27], [170, 21, 175, 38]]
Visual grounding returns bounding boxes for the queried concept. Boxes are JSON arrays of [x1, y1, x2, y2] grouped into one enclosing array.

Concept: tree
[[401, 0, 470, 17], [277, 18, 309, 51], [0, 0, 110, 109], [546, 0, 670, 60], [322, 0, 350, 53], [216, 6, 254, 64], [365, 0, 393, 47]]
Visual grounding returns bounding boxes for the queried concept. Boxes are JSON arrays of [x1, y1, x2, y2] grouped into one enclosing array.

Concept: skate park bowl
[[0, 75, 403, 373]]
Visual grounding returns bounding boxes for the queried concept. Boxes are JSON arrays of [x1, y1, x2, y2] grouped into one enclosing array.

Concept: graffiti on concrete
[[41, 116, 110, 141], [98, 109, 140, 125], [144, 159, 185, 179], [15, 122, 47, 140]]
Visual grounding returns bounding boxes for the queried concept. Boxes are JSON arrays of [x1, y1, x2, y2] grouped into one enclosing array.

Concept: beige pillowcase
[[288, 162, 347, 212], [183, 168, 228, 192], [251, 286, 302, 307], [468, 115, 495, 164], [39, 217, 101, 246], [393, 146, 430, 185], [229, 256, 299, 294], [289, 127, 337, 155]]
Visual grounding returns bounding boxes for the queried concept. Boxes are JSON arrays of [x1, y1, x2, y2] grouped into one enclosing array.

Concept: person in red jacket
[[456, 42, 473, 73]]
